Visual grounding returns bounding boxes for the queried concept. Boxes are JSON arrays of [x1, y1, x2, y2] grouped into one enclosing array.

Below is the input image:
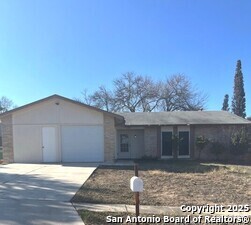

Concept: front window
[[162, 132, 173, 156], [178, 131, 190, 157]]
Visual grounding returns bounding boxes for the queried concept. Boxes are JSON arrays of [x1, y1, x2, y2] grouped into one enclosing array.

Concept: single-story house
[[0, 94, 250, 163]]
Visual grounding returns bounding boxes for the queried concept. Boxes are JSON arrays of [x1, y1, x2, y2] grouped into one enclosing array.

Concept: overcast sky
[[0, 0, 250, 115]]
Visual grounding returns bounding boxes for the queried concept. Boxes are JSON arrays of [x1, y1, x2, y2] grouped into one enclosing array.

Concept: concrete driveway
[[0, 163, 97, 225]]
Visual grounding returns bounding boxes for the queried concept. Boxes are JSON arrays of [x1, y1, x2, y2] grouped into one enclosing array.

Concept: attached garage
[[0, 95, 120, 163], [61, 125, 104, 162]]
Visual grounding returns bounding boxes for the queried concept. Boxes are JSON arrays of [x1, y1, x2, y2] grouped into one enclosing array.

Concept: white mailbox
[[130, 176, 144, 192]]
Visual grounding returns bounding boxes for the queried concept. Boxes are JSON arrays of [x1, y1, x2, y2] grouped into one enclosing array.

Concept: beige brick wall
[[144, 127, 158, 158], [1, 114, 14, 163], [104, 114, 116, 162]]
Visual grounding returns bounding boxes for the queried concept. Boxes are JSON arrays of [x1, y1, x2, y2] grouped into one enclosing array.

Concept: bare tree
[[139, 81, 161, 112], [91, 86, 114, 112], [81, 89, 95, 105], [158, 74, 207, 111], [77, 73, 208, 112], [76, 87, 115, 112], [0, 96, 15, 113], [74, 89, 94, 105], [113, 72, 159, 112]]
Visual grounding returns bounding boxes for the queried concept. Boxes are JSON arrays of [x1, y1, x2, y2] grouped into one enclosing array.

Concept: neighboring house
[[0, 95, 250, 163]]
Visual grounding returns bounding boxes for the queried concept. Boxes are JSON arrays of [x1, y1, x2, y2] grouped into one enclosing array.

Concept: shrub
[[230, 127, 249, 155]]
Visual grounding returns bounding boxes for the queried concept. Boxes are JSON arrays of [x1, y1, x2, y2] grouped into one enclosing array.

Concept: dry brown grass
[[72, 161, 251, 207]]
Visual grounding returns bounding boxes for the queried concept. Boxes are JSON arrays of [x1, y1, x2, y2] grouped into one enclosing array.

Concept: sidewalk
[[73, 203, 251, 217]]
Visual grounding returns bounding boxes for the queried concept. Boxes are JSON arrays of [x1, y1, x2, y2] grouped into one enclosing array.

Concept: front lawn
[[72, 161, 251, 206]]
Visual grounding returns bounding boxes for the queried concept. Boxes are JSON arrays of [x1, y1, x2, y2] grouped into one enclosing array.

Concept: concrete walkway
[[0, 163, 97, 225], [73, 203, 251, 217]]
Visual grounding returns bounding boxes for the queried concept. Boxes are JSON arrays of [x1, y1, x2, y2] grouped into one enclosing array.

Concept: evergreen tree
[[231, 60, 246, 118], [222, 94, 229, 111]]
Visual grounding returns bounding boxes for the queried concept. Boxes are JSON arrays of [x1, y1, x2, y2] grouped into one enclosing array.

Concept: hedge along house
[[0, 95, 251, 163], [0, 95, 122, 163], [116, 112, 251, 160]]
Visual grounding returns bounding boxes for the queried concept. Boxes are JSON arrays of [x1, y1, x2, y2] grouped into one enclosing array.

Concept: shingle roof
[[118, 111, 251, 126], [1, 95, 250, 126]]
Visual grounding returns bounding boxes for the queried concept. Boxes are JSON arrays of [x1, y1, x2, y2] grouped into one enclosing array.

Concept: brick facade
[[193, 124, 249, 160], [1, 115, 14, 163], [144, 127, 158, 158], [104, 114, 116, 162], [138, 124, 250, 161]]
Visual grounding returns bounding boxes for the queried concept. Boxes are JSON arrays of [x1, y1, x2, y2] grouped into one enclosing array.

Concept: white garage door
[[61, 126, 104, 162]]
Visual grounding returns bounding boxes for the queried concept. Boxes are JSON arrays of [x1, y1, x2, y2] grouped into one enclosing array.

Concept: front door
[[117, 130, 144, 159], [42, 127, 57, 162], [178, 131, 190, 158]]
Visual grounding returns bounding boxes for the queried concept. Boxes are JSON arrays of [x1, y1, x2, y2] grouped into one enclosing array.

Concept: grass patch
[[72, 161, 251, 206]]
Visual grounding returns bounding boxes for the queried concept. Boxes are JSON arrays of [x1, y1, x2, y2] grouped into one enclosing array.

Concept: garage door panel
[[62, 126, 104, 162]]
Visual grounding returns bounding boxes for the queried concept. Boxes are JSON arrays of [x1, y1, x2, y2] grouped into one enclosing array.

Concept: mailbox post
[[130, 164, 143, 225]]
